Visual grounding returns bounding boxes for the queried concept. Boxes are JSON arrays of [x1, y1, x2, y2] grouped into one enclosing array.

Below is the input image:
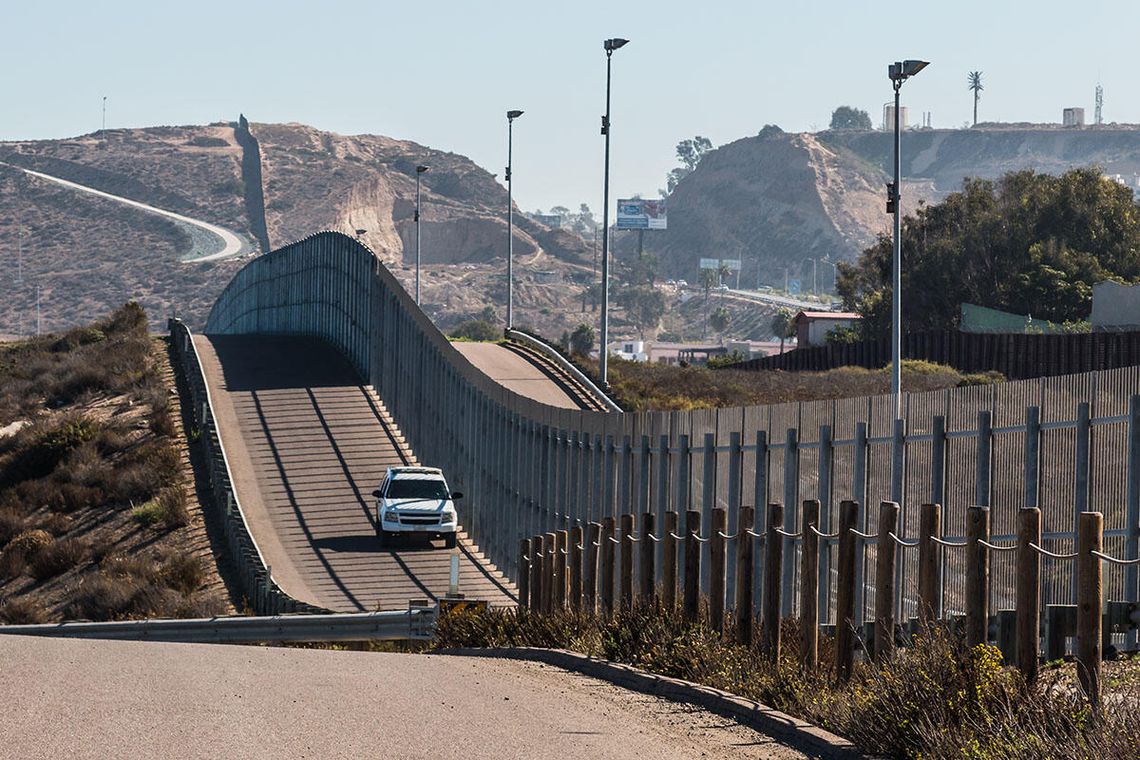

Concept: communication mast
[[1095, 83, 1104, 126]]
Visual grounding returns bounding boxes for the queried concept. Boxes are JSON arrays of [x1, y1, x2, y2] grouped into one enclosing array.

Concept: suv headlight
[[383, 510, 400, 522], [441, 509, 456, 524]]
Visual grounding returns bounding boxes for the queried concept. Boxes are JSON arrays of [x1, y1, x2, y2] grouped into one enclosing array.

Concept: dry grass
[[0, 303, 233, 621], [435, 604, 1139, 759], [591, 356, 1002, 411]]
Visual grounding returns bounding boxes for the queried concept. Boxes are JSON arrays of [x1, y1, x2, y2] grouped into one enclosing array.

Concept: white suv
[[371, 466, 462, 548]]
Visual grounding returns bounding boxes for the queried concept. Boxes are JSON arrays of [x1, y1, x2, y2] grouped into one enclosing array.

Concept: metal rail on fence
[[504, 329, 622, 413], [0, 609, 435, 644], [168, 319, 328, 616]]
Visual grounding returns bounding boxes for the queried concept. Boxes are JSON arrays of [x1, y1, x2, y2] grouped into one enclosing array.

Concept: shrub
[[0, 509, 24, 547], [29, 537, 90, 581], [131, 499, 165, 527], [0, 596, 50, 624], [158, 552, 205, 595], [449, 320, 501, 342], [5, 528, 52, 557]]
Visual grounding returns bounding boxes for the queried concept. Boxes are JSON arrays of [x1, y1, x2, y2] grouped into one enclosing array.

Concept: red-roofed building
[[794, 311, 861, 348]]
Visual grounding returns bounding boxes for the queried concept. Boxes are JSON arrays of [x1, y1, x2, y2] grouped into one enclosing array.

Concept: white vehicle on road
[[372, 467, 462, 548]]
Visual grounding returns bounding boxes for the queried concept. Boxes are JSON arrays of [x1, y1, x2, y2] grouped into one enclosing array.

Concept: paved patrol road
[[0, 635, 809, 760], [196, 334, 516, 611], [453, 342, 582, 409]]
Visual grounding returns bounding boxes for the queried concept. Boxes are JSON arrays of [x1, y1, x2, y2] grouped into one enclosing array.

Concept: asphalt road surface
[[454, 342, 582, 409], [0, 635, 810, 760], [196, 334, 516, 611], [5, 162, 248, 261]]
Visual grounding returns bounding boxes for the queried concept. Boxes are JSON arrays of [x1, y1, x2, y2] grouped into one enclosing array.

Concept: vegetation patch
[[435, 603, 1139, 759], [0, 303, 230, 623], [587, 356, 1002, 411]]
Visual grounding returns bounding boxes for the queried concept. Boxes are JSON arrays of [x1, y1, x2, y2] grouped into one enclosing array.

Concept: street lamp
[[887, 59, 928, 420], [415, 164, 429, 305], [598, 36, 628, 389], [506, 109, 524, 330]]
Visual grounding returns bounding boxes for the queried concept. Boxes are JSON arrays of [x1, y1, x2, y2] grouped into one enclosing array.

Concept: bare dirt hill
[[644, 125, 1140, 290], [0, 121, 596, 340]]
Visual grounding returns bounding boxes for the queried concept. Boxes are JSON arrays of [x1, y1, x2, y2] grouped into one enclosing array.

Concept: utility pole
[[506, 110, 523, 330], [415, 164, 429, 305], [36, 285, 42, 336], [102, 96, 107, 133], [16, 228, 24, 285]]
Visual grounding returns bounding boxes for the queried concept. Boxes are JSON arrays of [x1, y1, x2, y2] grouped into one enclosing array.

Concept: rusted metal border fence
[[202, 232, 1140, 645]]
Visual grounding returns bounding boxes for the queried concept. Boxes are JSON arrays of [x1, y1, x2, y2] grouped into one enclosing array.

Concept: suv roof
[[386, 466, 444, 480]]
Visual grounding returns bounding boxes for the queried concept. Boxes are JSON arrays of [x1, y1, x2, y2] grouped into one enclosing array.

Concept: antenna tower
[[1095, 83, 1104, 125]]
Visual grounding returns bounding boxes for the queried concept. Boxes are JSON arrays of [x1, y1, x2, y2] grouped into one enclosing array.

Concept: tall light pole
[[102, 96, 107, 133], [598, 36, 628, 389], [415, 164, 429, 305], [506, 109, 524, 330], [887, 59, 929, 421]]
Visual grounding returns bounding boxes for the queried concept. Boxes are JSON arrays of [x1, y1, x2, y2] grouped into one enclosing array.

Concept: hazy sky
[[4, 1, 1138, 213]]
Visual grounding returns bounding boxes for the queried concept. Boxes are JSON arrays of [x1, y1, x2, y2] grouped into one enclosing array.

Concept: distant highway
[[724, 287, 837, 312], [4, 162, 250, 262]]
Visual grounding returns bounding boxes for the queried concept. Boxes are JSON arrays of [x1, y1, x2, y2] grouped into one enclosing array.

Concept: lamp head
[[416, 165, 429, 174], [604, 38, 629, 52], [507, 109, 524, 120], [889, 59, 929, 82]]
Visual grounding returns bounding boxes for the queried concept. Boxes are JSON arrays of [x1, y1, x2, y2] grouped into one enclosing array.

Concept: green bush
[[449, 320, 501, 342]]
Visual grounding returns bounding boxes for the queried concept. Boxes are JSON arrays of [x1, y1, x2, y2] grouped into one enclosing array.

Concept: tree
[[662, 136, 714, 195], [478, 305, 497, 323], [624, 286, 667, 339], [569, 323, 595, 356], [450, 320, 500, 341], [770, 308, 794, 354], [698, 268, 719, 337], [572, 203, 597, 235], [709, 306, 731, 336], [968, 71, 984, 126], [836, 167, 1140, 337], [829, 106, 872, 131]]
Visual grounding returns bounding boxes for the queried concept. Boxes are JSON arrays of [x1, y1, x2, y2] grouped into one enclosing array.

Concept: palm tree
[[968, 71, 983, 127], [771, 308, 793, 354]]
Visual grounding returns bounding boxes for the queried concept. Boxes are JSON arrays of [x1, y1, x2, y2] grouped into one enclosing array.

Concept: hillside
[[0, 121, 592, 339], [0, 304, 233, 623], [644, 125, 1140, 289]]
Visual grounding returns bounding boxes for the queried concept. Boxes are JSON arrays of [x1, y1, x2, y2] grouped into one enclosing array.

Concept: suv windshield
[[386, 479, 449, 500]]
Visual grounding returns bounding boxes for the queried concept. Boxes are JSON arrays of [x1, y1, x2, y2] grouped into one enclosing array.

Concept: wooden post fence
[[601, 517, 616, 616], [530, 534, 544, 613], [663, 511, 678, 611], [543, 532, 556, 614], [584, 522, 600, 613], [710, 507, 727, 634], [800, 499, 820, 670], [762, 502, 784, 662], [966, 505, 990, 649], [519, 538, 531, 608], [1077, 511, 1103, 710], [639, 512, 655, 603], [735, 505, 755, 644], [569, 525, 583, 612], [554, 530, 567, 608], [1016, 507, 1041, 681], [875, 501, 899, 661], [620, 513, 634, 608], [683, 509, 701, 623], [918, 503, 941, 624], [835, 500, 859, 681]]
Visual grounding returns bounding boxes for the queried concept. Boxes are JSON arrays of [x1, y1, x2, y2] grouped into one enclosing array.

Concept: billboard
[[616, 198, 667, 230], [699, 258, 742, 271]]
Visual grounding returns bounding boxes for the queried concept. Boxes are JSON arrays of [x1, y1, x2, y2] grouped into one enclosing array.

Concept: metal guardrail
[[0, 609, 435, 644], [505, 329, 622, 413]]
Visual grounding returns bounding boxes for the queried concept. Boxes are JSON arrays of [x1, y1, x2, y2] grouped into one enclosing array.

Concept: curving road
[[5, 162, 249, 262], [0, 635, 809, 760], [196, 334, 516, 611], [454, 342, 584, 409]]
